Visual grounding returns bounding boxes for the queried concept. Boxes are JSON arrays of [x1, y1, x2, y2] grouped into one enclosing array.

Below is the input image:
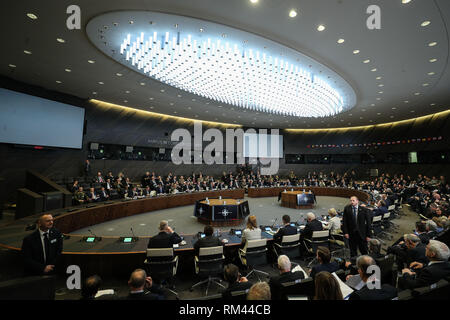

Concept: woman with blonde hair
[[326, 208, 342, 233], [242, 215, 261, 243]]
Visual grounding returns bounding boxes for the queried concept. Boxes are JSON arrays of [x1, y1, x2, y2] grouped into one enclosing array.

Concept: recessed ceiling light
[[378, 84, 384, 87], [422, 83, 429, 86], [410, 110, 415, 113], [376, 97, 381, 100], [377, 113, 381, 115], [160, 89, 165, 92], [427, 72, 435, 75], [150, 106, 154, 109], [149, 97, 154, 100], [174, 111, 177, 114], [8, 64, 16, 68], [353, 50, 360, 54], [404, 100, 409, 103], [124, 100, 128, 103], [250, 0, 259, 3], [317, 25, 326, 31], [125, 90, 130, 93], [337, 38, 345, 44], [177, 95, 182, 98], [289, 9, 297, 18], [88, 60, 95, 64], [363, 59, 370, 63], [430, 103, 436, 106], [378, 91, 383, 94], [169, 102, 174, 106], [26, 13, 38, 20], [56, 38, 65, 43], [371, 68, 377, 72], [116, 73, 123, 76], [98, 81, 104, 85], [428, 42, 437, 47], [199, 28, 204, 32], [140, 82, 145, 86], [55, 80, 62, 84], [429, 58, 437, 62], [23, 50, 32, 55], [371, 103, 375, 107], [414, 92, 421, 95], [65, 68, 71, 72], [402, 0, 411, 4], [362, 109, 366, 112], [376, 76, 382, 80], [392, 107, 396, 110], [421, 21, 431, 27]]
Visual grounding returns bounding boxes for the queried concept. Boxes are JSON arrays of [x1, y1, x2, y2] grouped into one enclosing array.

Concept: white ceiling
[[0, 0, 449, 129]]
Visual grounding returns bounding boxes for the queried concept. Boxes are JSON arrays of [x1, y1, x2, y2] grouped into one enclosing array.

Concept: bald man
[[21, 214, 63, 275]]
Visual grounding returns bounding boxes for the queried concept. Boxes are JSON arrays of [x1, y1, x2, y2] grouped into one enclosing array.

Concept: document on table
[[332, 272, 354, 299]]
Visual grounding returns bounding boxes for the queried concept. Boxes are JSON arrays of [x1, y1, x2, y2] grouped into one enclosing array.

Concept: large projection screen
[[0, 88, 85, 149], [243, 132, 283, 158]]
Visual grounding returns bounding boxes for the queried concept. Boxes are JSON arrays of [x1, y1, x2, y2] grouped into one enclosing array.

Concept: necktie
[[353, 206, 358, 223], [43, 232, 50, 263]]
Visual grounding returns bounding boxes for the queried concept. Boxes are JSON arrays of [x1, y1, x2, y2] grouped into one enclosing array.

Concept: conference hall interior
[[0, 0, 449, 301]]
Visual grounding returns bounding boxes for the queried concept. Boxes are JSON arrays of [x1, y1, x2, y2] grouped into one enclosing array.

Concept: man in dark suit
[[269, 255, 305, 300], [342, 196, 373, 257], [348, 255, 397, 300], [147, 220, 182, 248], [222, 263, 253, 299], [388, 234, 428, 269], [273, 215, 298, 244], [398, 240, 450, 290], [125, 269, 165, 300], [310, 246, 341, 279], [21, 214, 63, 275], [99, 187, 110, 202], [301, 212, 323, 240], [194, 225, 225, 256]]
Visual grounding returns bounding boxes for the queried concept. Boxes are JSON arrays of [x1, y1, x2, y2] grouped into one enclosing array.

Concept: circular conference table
[[0, 187, 369, 276]]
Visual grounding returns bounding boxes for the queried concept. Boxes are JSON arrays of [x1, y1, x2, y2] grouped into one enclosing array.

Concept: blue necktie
[[353, 206, 357, 223]]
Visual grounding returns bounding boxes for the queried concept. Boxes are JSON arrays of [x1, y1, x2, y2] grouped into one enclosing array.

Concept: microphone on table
[[271, 217, 278, 228], [88, 229, 97, 237], [131, 227, 139, 241]]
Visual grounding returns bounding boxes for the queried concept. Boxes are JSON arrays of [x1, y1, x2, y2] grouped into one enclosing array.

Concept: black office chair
[[372, 215, 388, 243], [144, 248, 179, 296], [329, 230, 350, 259], [191, 246, 225, 296], [410, 279, 450, 300], [239, 239, 269, 281], [273, 234, 301, 261], [375, 254, 395, 286], [279, 277, 314, 300], [229, 288, 250, 300]]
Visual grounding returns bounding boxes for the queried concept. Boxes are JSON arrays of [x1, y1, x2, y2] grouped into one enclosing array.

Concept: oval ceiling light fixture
[[289, 9, 297, 18], [317, 25, 326, 31], [87, 11, 356, 118]]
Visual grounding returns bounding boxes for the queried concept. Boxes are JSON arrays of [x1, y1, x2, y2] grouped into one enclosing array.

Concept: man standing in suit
[[21, 214, 63, 275], [269, 255, 305, 300], [147, 220, 182, 248], [342, 196, 373, 257], [194, 225, 225, 256], [273, 215, 298, 244]]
